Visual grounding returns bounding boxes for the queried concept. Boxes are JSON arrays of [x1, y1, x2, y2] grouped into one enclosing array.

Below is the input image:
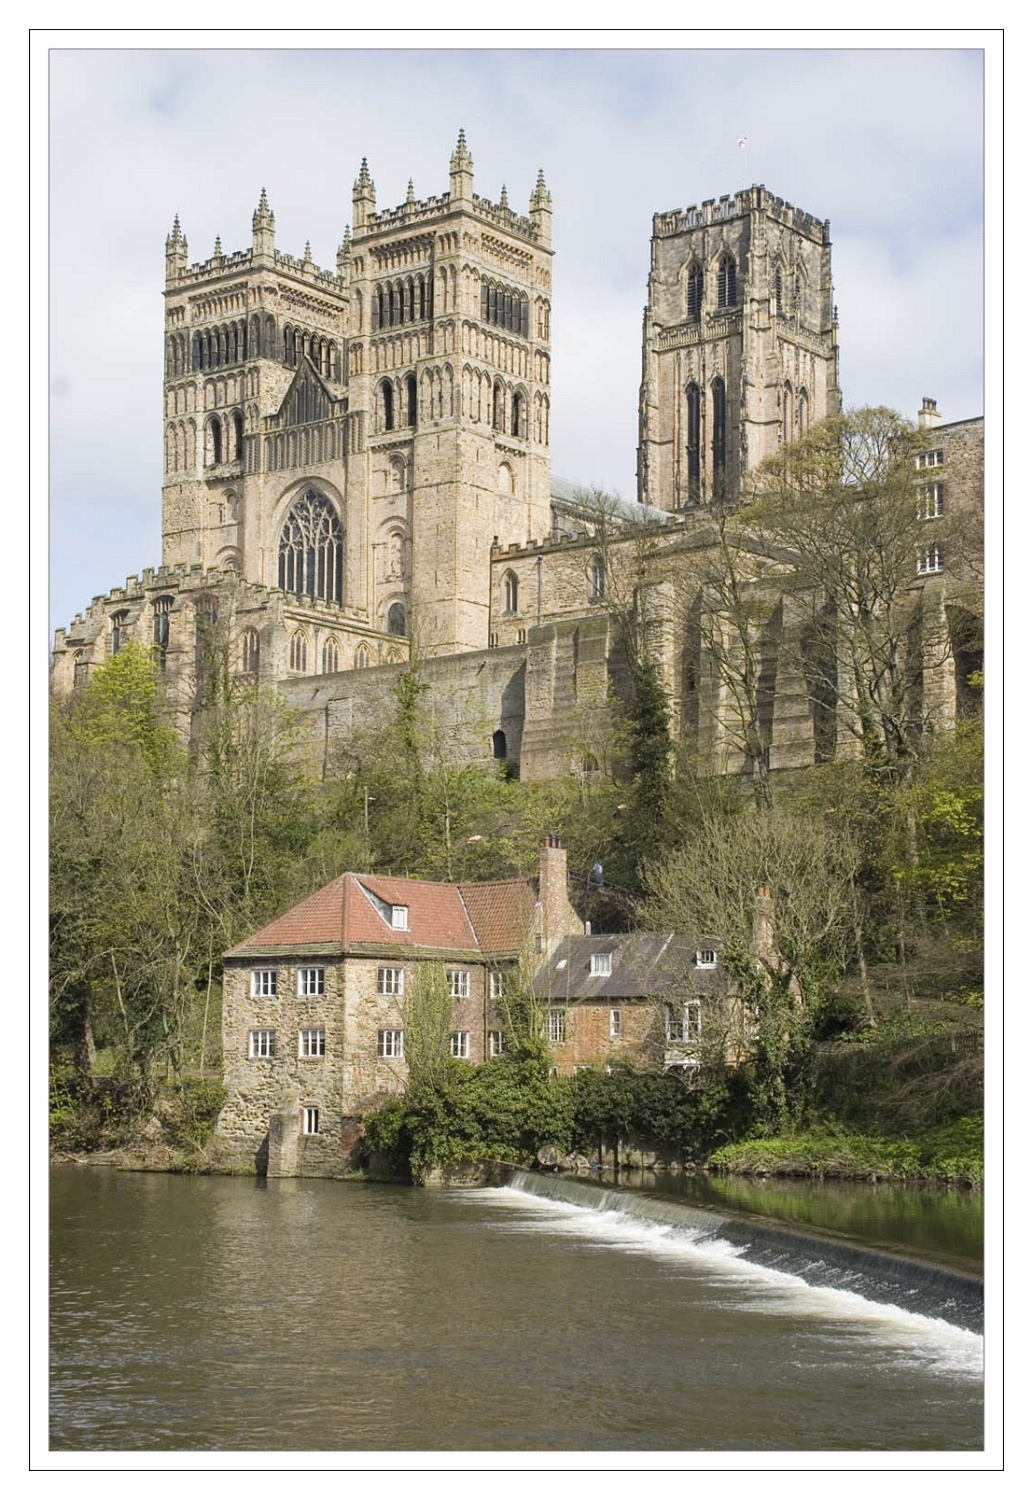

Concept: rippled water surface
[[50, 1167, 983, 1452]]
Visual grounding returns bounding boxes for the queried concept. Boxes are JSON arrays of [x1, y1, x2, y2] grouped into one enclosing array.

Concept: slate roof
[[225, 872, 538, 960], [533, 934, 726, 1001]]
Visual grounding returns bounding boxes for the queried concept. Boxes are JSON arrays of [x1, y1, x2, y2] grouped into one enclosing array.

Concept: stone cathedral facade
[[52, 139, 982, 782]]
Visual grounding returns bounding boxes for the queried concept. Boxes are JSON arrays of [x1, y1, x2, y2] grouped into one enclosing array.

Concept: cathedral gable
[[273, 357, 341, 429]]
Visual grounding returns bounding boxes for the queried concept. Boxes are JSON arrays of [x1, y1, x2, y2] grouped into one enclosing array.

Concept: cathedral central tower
[[637, 185, 841, 509]]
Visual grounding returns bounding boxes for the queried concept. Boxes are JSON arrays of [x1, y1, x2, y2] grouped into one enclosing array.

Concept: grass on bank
[[707, 1115, 983, 1187]]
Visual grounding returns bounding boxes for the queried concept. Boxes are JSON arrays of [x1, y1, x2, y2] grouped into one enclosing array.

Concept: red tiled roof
[[460, 880, 539, 953], [225, 871, 538, 959]]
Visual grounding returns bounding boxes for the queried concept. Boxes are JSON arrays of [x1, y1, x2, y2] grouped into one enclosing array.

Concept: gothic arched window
[[712, 378, 726, 474], [289, 631, 308, 673], [233, 411, 244, 460], [111, 611, 129, 656], [241, 627, 260, 674], [503, 571, 518, 614], [717, 255, 737, 309], [355, 643, 372, 669], [687, 263, 703, 319], [382, 380, 395, 432], [589, 555, 605, 601], [278, 489, 344, 604], [511, 390, 526, 439], [322, 637, 340, 674], [152, 596, 173, 670], [406, 374, 417, 428], [687, 383, 701, 497], [387, 602, 407, 636], [774, 267, 784, 317]]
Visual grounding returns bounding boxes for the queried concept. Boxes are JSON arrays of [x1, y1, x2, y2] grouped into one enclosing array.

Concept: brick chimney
[[752, 882, 776, 964], [538, 834, 579, 949]]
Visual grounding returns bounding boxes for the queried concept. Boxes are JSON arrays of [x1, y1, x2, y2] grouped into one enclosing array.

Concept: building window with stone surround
[[503, 571, 518, 615], [297, 967, 325, 997], [686, 263, 703, 320], [377, 967, 404, 997], [388, 602, 407, 637], [610, 1009, 622, 1039], [450, 1031, 470, 1059], [717, 254, 737, 309], [918, 543, 944, 575], [589, 555, 605, 602], [547, 1009, 566, 1044], [687, 383, 701, 498], [448, 971, 470, 1000], [916, 449, 944, 469], [919, 483, 946, 519], [251, 969, 277, 998], [303, 1106, 319, 1134], [378, 1029, 404, 1058], [298, 1029, 326, 1058], [248, 1029, 276, 1058], [322, 637, 340, 675], [695, 950, 717, 969], [152, 596, 172, 670], [406, 374, 417, 428], [278, 490, 344, 605], [711, 378, 727, 476], [241, 628, 260, 675], [489, 1030, 504, 1057], [289, 631, 308, 673], [111, 611, 129, 656]]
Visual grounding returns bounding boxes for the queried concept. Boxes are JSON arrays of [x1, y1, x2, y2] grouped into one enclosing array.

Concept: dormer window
[[391, 905, 409, 930], [590, 952, 613, 977], [695, 949, 717, 969]]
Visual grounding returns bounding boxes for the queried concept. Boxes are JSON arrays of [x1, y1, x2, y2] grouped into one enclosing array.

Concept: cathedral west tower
[[637, 185, 841, 510]]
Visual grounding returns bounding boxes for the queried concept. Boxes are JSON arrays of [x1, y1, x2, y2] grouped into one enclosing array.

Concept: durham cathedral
[[51, 132, 984, 783]]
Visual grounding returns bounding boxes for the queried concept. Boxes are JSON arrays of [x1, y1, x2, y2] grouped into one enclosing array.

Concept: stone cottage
[[213, 834, 582, 1174]]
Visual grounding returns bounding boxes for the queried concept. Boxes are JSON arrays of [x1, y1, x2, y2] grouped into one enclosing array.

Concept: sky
[[44, 35, 994, 637]]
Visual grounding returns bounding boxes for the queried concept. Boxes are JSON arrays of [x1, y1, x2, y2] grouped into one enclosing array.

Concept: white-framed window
[[590, 952, 613, 977], [665, 1002, 702, 1042], [248, 1029, 275, 1058], [378, 1028, 404, 1058], [447, 970, 470, 999], [489, 971, 504, 1000], [610, 1008, 622, 1039], [297, 967, 324, 996], [916, 449, 944, 469], [547, 1009, 566, 1044], [695, 950, 717, 969], [488, 1030, 504, 1057], [377, 967, 404, 996], [303, 1106, 319, 1135], [298, 1029, 326, 1058], [250, 969, 277, 997], [918, 544, 945, 575], [918, 482, 945, 519], [450, 1031, 470, 1059], [391, 905, 409, 930]]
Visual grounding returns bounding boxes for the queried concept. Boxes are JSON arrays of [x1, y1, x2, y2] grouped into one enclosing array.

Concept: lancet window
[[717, 255, 737, 309]]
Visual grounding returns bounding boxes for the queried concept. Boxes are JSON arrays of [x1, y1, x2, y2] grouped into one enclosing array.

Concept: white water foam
[[457, 1185, 984, 1379]]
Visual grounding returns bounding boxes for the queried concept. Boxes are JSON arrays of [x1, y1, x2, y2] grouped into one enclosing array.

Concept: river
[[49, 1166, 984, 1454]]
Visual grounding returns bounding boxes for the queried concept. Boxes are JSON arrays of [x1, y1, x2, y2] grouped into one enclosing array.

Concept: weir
[[506, 1170, 984, 1335]]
